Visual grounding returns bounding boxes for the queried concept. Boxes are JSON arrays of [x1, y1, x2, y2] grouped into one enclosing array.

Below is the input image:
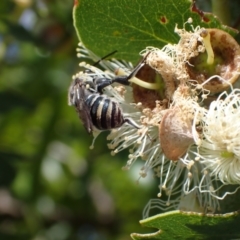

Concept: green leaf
[[131, 210, 240, 240], [73, 0, 235, 63]]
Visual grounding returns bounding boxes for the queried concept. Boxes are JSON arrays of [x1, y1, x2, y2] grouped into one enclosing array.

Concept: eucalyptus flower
[[198, 90, 240, 185], [72, 19, 240, 216]]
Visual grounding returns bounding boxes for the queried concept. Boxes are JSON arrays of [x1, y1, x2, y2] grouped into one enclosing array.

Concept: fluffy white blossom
[[198, 90, 240, 185]]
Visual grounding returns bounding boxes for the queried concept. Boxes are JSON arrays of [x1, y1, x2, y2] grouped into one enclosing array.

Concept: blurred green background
[[0, 1, 157, 239], [0, 0, 239, 240]]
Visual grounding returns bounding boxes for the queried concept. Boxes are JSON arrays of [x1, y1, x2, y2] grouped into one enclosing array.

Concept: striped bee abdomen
[[85, 94, 124, 130]]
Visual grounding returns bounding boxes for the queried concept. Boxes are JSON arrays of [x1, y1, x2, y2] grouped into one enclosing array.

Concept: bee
[[68, 53, 148, 134]]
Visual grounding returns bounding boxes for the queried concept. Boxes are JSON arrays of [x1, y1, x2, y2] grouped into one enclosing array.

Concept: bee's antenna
[[93, 50, 118, 66]]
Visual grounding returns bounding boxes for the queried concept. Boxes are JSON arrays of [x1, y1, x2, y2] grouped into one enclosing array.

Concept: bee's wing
[[75, 86, 94, 134]]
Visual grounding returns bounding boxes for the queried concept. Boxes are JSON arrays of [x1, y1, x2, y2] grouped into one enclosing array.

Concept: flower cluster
[[72, 19, 240, 216], [198, 90, 240, 185]]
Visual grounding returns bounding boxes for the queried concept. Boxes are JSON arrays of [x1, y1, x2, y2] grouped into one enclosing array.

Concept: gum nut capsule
[[186, 28, 240, 93], [159, 108, 195, 161]]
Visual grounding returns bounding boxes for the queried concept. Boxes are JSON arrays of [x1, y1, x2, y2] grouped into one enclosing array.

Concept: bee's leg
[[124, 118, 140, 129], [94, 78, 113, 93], [125, 117, 153, 141], [111, 75, 131, 86], [112, 52, 150, 86]]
